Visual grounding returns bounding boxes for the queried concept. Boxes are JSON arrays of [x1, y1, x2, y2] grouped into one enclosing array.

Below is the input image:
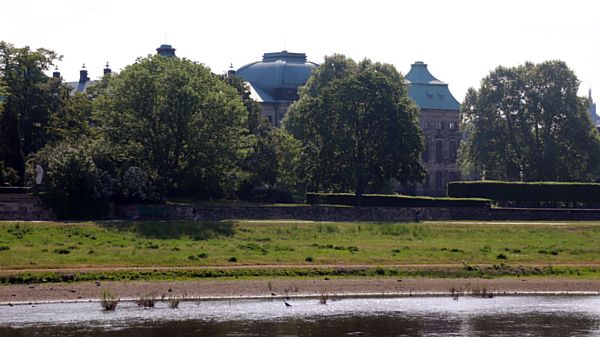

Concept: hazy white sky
[[2, 0, 599, 101]]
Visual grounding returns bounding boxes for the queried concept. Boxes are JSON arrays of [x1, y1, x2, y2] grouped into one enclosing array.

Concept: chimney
[[103, 62, 112, 76], [79, 64, 90, 83], [52, 67, 61, 78]]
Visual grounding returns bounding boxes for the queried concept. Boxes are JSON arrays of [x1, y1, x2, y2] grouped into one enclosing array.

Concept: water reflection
[[2, 296, 600, 336]]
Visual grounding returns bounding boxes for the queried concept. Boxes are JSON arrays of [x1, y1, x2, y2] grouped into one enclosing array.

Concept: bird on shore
[[283, 299, 292, 307]]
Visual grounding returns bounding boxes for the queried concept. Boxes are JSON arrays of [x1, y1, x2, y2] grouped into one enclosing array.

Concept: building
[[235, 51, 318, 127], [404, 61, 461, 196], [57, 44, 176, 94]]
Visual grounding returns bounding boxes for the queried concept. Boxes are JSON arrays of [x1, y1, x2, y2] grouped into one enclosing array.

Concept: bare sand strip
[[3, 278, 600, 305]]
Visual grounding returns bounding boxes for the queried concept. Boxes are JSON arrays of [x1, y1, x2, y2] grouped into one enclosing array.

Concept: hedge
[[447, 181, 600, 202], [306, 192, 490, 208], [38, 191, 110, 220], [0, 187, 31, 194]]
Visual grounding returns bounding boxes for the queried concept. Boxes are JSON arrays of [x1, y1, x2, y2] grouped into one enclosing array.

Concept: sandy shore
[[2, 278, 600, 304]]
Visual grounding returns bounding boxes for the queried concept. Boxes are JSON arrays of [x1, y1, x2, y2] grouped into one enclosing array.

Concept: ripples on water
[[2, 296, 600, 336]]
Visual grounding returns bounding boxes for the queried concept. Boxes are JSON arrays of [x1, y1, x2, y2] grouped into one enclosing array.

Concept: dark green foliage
[[245, 188, 295, 203], [94, 55, 251, 198], [0, 41, 68, 180], [228, 256, 238, 263], [306, 192, 490, 208], [285, 55, 424, 201], [461, 60, 600, 181], [0, 246, 9, 251], [448, 181, 600, 203], [38, 191, 110, 220]]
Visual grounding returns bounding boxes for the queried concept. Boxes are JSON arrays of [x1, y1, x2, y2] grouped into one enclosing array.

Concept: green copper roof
[[405, 61, 459, 111], [237, 51, 318, 103]]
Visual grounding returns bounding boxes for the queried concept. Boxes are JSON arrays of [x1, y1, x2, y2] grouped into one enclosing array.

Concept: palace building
[[236, 52, 461, 196]]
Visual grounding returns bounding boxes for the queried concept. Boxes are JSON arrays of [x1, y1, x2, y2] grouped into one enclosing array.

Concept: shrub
[[228, 256, 238, 263], [100, 291, 119, 311], [306, 192, 490, 208], [39, 191, 110, 220], [136, 295, 156, 308], [447, 181, 600, 203], [0, 246, 9, 251]]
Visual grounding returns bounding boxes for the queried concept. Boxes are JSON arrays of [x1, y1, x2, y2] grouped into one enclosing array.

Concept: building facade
[[404, 61, 461, 196]]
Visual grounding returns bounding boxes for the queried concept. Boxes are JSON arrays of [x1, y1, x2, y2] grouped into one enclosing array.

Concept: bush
[[447, 181, 600, 203], [305, 192, 490, 208], [246, 188, 295, 203]]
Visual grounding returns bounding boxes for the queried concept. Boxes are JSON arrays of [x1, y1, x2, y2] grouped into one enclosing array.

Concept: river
[[2, 296, 600, 336]]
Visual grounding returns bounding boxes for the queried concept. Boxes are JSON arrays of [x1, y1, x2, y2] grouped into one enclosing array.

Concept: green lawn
[[2, 220, 600, 270]]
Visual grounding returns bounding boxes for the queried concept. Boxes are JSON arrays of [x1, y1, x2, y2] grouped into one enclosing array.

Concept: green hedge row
[[447, 181, 600, 202], [0, 187, 31, 194], [38, 191, 110, 220], [306, 192, 490, 208]]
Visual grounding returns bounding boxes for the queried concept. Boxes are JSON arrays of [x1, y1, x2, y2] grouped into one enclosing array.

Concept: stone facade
[[417, 108, 462, 196], [0, 194, 55, 220]]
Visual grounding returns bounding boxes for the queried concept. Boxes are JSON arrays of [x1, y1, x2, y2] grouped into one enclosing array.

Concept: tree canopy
[[0, 41, 66, 181], [284, 54, 424, 200], [460, 60, 600, 182], [93, 55, 252, 197]]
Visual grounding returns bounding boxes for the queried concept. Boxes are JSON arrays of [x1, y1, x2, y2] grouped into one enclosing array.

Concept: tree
[[461, 60, 600, 182], [0, 41, 65, 181], [224, 74, 302, 198], [284, 54, 425, 203], [93, 55, 251, 197]]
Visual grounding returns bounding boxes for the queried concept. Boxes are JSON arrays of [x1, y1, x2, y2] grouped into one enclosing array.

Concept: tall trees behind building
[[460, 60, 600, 182]]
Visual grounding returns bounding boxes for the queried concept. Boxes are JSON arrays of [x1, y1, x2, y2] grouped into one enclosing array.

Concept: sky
[[2, 0, 599, 102]]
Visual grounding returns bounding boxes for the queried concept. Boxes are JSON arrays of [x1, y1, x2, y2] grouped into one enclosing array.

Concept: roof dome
[[236, 51, 318, 103], [405, 61, 460, 111]]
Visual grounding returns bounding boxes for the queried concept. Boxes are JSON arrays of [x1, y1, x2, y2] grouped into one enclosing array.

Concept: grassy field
[[2, 220, 600, 282]]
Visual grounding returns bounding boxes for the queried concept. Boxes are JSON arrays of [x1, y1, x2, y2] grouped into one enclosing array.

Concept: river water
[[2, 296, 600, 336]]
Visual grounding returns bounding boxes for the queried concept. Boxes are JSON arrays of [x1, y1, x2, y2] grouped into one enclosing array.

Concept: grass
[[3, 220, 600, 283]]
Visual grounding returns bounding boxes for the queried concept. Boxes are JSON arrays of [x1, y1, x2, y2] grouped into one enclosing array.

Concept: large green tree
[[0, 41, 65, 181], [284, 55, 424, 202], [93, 55, 251, 197], [461, 60, 600, 181], [224, 74, 302, 197]]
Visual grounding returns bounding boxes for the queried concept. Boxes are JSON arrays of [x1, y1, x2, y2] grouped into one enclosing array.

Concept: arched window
[[449, 140, 457, 163], [422, 137, 429, 163], [435, 140, 443, 163]]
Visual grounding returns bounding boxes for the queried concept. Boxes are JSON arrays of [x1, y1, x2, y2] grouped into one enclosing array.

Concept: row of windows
[[421, 121, 458, 131], [422, 139, 457, 163]]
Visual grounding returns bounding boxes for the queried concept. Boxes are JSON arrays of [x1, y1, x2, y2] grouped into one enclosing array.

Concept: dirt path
[[3, 278, 600, 304]]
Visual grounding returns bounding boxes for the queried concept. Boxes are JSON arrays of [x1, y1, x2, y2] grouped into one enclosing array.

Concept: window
[[449, 140, 457, 163], [435, 140, 443, 163], [449, 122, 457, 130], [422, 121, 429, 129], [435, 121, 443, 130], [435, 171, 443, 189], [423, 174, 430, 188]]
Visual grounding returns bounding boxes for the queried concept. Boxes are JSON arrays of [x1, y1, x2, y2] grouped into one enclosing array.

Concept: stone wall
[[0, 194, 55, 220], [4, 195, 600, 221]]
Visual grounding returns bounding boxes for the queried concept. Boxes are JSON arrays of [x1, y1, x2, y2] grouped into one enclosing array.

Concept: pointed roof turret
[[405, 61, 459, 111]]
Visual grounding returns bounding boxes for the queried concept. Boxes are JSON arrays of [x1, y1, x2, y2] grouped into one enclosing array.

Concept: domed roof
[[405, 61, 460, 111], [237, 51, 318, 103]]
